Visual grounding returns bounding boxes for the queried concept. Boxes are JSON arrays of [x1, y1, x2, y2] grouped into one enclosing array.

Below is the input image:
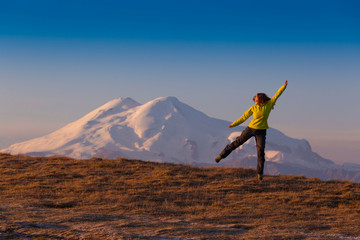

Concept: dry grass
[[0, 153, 359, 239]]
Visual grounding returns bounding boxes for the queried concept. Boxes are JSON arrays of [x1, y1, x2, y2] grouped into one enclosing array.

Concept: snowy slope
[[2, 96, 358, 181], [3, 97, 232, 164]]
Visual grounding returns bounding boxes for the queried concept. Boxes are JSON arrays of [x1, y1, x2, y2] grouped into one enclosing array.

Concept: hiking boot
[[215, 155, 222, 163], [257, 174, 263, 181]]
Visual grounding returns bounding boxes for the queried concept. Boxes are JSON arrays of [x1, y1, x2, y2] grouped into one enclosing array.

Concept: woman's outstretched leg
[[215, 127, 254, 162]]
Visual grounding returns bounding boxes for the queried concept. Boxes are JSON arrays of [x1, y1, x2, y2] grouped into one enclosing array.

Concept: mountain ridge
[[2, 96, 359, 181]]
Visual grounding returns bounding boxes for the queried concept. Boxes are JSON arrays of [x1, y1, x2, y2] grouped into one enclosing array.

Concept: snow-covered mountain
[[2, 97, 359, 181]]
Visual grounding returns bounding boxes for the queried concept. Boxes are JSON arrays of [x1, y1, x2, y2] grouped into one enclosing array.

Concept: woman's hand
[[284, 80, 288, 86]]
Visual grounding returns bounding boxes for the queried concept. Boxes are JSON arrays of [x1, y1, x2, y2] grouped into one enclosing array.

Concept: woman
[[215, 80, 288, 181]]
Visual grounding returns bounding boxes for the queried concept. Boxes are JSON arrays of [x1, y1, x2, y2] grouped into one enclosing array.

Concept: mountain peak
[[81, 97, 141, 122], [99, 97, 140, 112], [144, 96, 181, 109], [153, 96, 179, 103]]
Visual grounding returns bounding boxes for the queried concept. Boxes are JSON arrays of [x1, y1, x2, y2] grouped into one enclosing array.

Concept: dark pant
[[219, 127, 267, 175]]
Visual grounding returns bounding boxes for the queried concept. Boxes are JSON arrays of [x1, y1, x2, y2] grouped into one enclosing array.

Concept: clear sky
[[1, 0, 359, 164]]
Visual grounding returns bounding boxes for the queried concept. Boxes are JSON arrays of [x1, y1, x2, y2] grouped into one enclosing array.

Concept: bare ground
[[0, 153, 359, 239]]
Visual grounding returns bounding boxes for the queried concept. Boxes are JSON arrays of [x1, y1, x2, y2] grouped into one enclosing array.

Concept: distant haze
[[309, 139, 360, 165]]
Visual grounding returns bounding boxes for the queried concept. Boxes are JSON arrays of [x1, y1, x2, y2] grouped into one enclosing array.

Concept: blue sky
[[1, 0, 359, 164]]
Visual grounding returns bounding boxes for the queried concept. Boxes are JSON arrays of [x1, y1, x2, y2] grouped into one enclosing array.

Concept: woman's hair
[[253, 93, 273, 108], [256, 93, 270, 105]]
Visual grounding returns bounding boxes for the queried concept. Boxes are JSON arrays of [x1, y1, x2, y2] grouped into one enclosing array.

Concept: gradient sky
[[1, 0, 359, 164]]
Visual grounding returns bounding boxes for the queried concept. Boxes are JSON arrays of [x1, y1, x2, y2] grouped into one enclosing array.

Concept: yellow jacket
[[231, 84, 287, 129]]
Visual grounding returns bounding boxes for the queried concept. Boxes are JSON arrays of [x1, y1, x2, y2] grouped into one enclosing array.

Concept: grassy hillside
[[0, 153, 359, 239]]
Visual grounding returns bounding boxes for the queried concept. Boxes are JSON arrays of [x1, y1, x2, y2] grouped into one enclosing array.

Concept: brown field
[[0, 153, 359, 239]]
